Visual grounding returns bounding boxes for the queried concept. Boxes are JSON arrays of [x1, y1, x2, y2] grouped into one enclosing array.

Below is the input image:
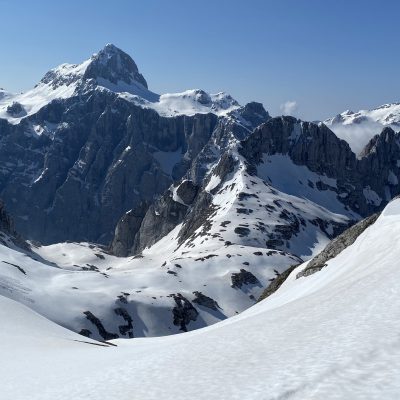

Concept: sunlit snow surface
[[2, 199, 400, 399], [0, 149, 357, 341], [0, 49, 240, 125], [325, 103, 400, 154]]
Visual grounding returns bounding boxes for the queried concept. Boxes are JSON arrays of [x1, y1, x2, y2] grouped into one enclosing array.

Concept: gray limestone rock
[[297, 212, 380, 278], [240, 117, 400, 217], [175, 180, 199, 205], [111, 201, 150, 257]]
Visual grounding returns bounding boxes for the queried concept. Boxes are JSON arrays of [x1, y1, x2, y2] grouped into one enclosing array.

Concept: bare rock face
[[109, 104, 270, 257], [240, 117, 400, 217], [0, 200, 15, 236], [111, 201, 150, 257], [83, 44, 148, 89], [0, 200, 29, 250], [231, 269, 260, 289], [192, 291, 220, 310], [297, 212, 380, 278], [258, 264, 299, 302], [171, 293, 198, 332], [111, 177, 205, 255], [126, 189, 189, 254], [83, 311, 119, 341], [176, 180, 199, 205], [0, 91, 219, 244], [6, 101, 26, 117], [41, 44, 148, 91], [0, 45, 270, 248], [258, 210, 381, 302], [111, 116, 400, 259]]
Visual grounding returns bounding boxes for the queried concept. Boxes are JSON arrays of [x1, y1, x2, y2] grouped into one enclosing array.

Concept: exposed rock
[[234, 227, 250, 236], [192, 291, 220, 310], [110, 201, 150, 257], [1, 261, 26, 275], [6, 101, 26, 117], [175, 180, 199, 205], [79, 329, 92, 338], [297, 213, 380, 278], [84, 44, 148, 88], [258, 264, 299, 302], [0, 201, 15, 236], [114, 307, 134, 338], [240, 117, 400, 217], [177, 191, 215, 245], [239, 102, 270, 129], [0, 201, 29, 250], [231, 269, 260, 289], [0, 90, 219, 245], [266, 239, 284, 248], [171, 294, 198, 332], [213, 153, 236, 183], [132, 191, 188, 253], [83, 311, 119, 341]]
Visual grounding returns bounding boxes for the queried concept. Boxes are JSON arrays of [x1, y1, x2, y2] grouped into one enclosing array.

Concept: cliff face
[[0, 91, 222, 244], [0, 200, 28, 250], [0, 44, 268, 245], [112, 116, 400, 258], [241, 117, 400, 216]]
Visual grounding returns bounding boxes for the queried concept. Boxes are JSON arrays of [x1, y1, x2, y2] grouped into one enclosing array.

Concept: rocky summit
[[1, 45, 400, 343], [0, 45, 268, 244], [2, 3, 400, 398]]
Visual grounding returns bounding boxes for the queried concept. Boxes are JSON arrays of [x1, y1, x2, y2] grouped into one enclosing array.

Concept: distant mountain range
[[0, 45, 400, 340], [325, 103, 400, 154]]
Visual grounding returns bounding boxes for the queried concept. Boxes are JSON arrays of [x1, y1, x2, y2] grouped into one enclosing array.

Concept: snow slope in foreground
[[2, 199, 400, 399]]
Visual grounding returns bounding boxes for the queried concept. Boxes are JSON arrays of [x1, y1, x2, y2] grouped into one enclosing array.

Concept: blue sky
[[1, 0, 399, 120]]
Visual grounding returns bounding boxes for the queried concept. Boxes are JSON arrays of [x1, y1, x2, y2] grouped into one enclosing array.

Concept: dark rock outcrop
[[297, 212, 380, 278], [171, 293, 198, 332], [83, 311, 119, 341], [176, 180, 199, 205], [240, 117, 400, 217], [231, 269, 260, 289], [111, 201, 150, 257], [0, 200, 29, 250], [258, 264, 299, 302], [192, 291, 220, 310], [6, 101, 25, 117], [114, 307, 134, 338], [0, 91, 219, 244]]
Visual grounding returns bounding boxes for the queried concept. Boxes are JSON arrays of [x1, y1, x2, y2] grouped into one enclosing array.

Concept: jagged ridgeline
[[0, 44, 269, 244], [1, 45, 400, 340]]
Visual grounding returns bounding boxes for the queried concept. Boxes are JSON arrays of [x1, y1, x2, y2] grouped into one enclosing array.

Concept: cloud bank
[[280, 100, 298, 116], [327, 120, 386, 155]]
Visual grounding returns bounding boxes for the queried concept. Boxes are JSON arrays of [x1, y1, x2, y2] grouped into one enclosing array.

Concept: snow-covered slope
[[325, 103, 400, 154], [120, 89, 240, 117], [0, 44, 240, 124], [0, 221, 296, 339], [2, 199, 400, 399], [0, 126, 359, 340]]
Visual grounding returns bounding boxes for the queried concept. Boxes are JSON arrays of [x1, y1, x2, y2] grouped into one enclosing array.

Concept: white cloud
[[280, 100, 298, 116], [327, 121, 383, 155]]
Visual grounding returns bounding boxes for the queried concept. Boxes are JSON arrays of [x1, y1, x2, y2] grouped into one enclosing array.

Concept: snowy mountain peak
[[0, 45, 244, 123], [39, 44, 148, 91], [325, 102, 400, 154], [83, 43, 148, 89]]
